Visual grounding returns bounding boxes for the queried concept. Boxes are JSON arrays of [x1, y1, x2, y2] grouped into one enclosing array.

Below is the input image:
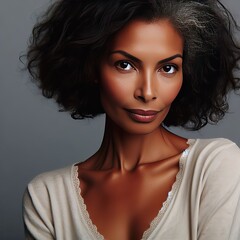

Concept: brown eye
[[161, 65, 177, 74], [115, 61, 134, 71]]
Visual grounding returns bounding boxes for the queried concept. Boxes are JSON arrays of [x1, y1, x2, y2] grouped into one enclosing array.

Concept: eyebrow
[[110, 50, 183, 64]]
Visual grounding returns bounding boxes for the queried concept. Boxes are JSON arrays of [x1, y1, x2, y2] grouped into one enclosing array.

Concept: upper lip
[[125, 109, 160, 116]]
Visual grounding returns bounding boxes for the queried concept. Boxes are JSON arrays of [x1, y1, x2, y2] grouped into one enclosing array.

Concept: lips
[[125, 109, 160, 123]]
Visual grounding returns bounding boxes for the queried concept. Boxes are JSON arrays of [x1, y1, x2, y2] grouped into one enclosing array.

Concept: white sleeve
[[198, 142, 240, 240], [23, 180, 55, 240]]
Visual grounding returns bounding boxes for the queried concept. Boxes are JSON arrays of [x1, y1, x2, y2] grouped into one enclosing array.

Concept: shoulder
[[25, 165, 75, 202], [190, 137, 239, 154], [29, 165, 73, 187], [187, 139, 240, 238], [189, 138, 240, 166], [188, 138, 240, 187], [23, 165, 78, 238], [23, 165, 77, 216]]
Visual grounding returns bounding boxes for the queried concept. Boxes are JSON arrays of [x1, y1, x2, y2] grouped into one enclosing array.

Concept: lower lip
[[127, 112, 158, 123]]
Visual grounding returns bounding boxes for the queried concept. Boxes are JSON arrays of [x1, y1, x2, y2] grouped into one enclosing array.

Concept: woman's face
[[99, 19, 183, 134]]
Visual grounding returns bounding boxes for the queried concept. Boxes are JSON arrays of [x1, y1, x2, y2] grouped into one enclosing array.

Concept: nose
[[134, 71, 157, 102]]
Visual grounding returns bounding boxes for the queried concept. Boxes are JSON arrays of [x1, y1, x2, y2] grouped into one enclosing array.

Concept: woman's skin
[[76, 19, 189, 240]]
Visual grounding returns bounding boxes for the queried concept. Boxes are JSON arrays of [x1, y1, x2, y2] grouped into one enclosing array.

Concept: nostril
[[134, 87, 157, 102], [136, 94, 157, 102], [137, 95, 145, 102]]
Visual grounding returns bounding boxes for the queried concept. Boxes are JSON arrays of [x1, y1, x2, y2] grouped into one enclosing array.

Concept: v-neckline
[[72, 139, 195, 240]]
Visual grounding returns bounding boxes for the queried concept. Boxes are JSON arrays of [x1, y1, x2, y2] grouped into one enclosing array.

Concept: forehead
[[108, 19, 184, 56]]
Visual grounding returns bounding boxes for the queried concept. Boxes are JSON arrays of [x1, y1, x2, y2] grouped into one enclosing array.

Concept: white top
[[23, 138, 240, 240]]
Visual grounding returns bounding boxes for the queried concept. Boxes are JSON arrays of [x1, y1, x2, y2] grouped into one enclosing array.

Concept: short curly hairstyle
[[26, 0, 240, 130]]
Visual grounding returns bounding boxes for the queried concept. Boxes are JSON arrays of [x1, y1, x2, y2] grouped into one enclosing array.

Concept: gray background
[[0, 0, 239, 239]]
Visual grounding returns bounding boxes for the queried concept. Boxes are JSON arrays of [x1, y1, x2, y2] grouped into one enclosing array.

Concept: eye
[[160, 65, 177, 74], [115, 61, 134, 71]]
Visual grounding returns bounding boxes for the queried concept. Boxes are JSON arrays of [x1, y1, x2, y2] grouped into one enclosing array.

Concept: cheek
[[159, 78, 183, 105], [99, 70, 134, 106]]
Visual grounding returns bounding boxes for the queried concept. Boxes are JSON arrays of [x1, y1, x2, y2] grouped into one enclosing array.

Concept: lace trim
[[72, 166, 104, 239], [72, 139, 195, 240], [141, 139, 195, 239]]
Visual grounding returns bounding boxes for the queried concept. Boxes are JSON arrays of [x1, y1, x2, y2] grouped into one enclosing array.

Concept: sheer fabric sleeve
[[198, 142, 240, 240]]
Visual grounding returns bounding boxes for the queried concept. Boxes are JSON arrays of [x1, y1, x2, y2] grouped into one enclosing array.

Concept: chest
[[77, 160, 179, 240]]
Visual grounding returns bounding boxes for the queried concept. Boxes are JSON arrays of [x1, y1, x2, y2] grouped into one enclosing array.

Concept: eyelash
[[115, 60, 135, 71], [114, 60, 179, 75], [159, 65, 178, 75]]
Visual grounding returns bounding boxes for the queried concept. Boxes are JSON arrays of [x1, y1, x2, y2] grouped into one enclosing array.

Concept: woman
[[23, 0, 240, 239]]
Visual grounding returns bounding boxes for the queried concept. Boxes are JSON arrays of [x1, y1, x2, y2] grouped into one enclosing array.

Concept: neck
[[94, 117, 185, 172]]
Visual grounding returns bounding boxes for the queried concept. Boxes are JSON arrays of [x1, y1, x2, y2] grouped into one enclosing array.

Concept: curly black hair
[[25, 0, 240, 130]]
